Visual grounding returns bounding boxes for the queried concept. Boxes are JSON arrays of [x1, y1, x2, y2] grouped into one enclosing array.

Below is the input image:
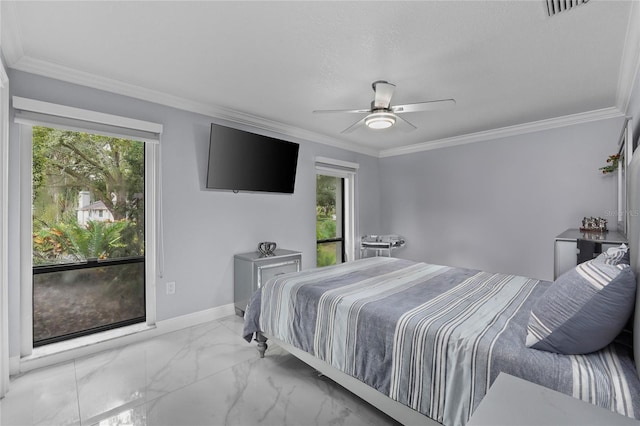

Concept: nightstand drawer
[[256, 259, 300, 288]]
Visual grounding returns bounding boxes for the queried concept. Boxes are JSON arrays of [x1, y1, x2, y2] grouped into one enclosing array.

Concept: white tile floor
[[0, 315, 401, 426]]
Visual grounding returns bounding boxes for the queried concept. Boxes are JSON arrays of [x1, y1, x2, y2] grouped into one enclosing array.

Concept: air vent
[[546, 0, 589, 16]]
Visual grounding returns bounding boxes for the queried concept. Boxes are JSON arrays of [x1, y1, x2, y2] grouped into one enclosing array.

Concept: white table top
[[555, 228, 627, 243], [467, 373, 640, 426]]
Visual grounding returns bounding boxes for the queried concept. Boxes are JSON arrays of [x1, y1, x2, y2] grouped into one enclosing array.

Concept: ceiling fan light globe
[[365, 112, 396, 130]]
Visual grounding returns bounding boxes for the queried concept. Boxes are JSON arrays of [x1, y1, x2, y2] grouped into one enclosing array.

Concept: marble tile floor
[[0, 315, 401, 426]]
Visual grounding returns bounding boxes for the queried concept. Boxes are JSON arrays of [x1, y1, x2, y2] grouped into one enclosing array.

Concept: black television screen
[[206, 123, 299, 193]]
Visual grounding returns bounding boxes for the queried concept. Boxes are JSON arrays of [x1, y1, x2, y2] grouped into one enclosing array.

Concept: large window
[[15, 96, 161, 353], [315, 157, 358, 267], [31, 127, 145, 346]]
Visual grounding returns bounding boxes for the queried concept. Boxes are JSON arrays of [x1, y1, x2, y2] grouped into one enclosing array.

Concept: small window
[[316, 174, 345, 267], [314, 157, 358, 267]]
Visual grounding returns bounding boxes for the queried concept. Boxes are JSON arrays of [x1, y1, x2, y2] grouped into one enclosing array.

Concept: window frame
[[0, 57, 9, 398], [315, 157, 358, 264], [16, 98, 161, 358], [316, 175, 346, 265], [30, 131, 147, 346]]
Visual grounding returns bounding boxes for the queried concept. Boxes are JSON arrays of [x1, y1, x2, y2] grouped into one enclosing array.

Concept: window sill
[[19, 322, 156, 373]]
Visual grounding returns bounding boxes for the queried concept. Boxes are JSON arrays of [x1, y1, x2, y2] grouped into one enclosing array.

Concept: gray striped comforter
[[243, 257, 640, 425]]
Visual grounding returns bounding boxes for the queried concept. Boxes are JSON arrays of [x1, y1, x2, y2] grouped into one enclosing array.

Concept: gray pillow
[[526, 259, 636, 354], [594, 243, 630, 265]]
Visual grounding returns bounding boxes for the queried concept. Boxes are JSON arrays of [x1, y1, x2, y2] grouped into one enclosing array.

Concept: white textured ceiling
[[1, 1, 637, 156]]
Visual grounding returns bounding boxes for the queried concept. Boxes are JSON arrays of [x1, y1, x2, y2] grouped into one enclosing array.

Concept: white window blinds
[[315, 156, 359, 176], [12, 97, 162, 143]]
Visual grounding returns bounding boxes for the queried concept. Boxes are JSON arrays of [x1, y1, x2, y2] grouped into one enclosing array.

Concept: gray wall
[[378, 118, 624, 281], [7, 70, 381, 357]]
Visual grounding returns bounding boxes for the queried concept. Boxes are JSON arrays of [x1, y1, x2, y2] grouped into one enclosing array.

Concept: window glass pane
[[316, 241, 343, 267], [32, 126, 144, 265], [33, 261, 145, 345], [316, 175, 342, 240], [31, 126, 145, 345]]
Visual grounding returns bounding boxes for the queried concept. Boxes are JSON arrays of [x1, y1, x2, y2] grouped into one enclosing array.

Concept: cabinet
[[234, 249, 302, 316], [554, 229, 627, 279]]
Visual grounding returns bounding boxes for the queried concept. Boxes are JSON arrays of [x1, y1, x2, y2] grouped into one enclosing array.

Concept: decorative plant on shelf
[[600, 154, 621, 174]]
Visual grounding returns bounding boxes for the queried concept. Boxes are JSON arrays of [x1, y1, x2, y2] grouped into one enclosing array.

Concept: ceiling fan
[[313, 80, 455, 133]]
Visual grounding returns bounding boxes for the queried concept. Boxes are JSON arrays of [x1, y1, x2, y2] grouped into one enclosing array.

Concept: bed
[[243, 153, 640, 426]]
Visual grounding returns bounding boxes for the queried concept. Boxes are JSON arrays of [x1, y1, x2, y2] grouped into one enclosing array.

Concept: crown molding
[[6, 54, 629, 160], [378, 107, 625, 158], [8, 55, 379, 157], [616, 0, 640, 114]]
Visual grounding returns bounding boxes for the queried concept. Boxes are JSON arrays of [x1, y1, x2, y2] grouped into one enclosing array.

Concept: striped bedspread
[[243, 257, 640, 426]]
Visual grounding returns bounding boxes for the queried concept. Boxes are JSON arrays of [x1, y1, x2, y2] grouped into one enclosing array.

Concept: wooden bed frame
[[254, 149, 640, 426]]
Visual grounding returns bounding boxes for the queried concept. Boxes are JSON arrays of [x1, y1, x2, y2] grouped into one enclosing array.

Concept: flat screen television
[[206, 123, 300, 194]]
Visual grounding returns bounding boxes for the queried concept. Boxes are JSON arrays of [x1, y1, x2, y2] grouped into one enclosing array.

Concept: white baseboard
[[9, 356, 19, 376], [11, 303, 236, 375], [156, 303, 236, 335]]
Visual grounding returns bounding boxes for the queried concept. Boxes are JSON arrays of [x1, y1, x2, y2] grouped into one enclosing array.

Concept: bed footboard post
[[255, 332, 268, 358]]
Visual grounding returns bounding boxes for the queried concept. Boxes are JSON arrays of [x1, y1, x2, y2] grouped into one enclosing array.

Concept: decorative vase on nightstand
[[258, 241, 277, 256]]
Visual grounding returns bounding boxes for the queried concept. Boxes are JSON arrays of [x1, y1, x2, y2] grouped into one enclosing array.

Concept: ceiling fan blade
[[373, 81, 396, 109], [313, 108, 371, 114], [341, 117, 367, 134], [394, 115, 417, 132], [391, 98, 456, 113]]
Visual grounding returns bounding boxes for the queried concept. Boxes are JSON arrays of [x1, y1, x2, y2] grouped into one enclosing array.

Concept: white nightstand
[[468, 373, 639, 426], [233, 249, 301, 316]]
